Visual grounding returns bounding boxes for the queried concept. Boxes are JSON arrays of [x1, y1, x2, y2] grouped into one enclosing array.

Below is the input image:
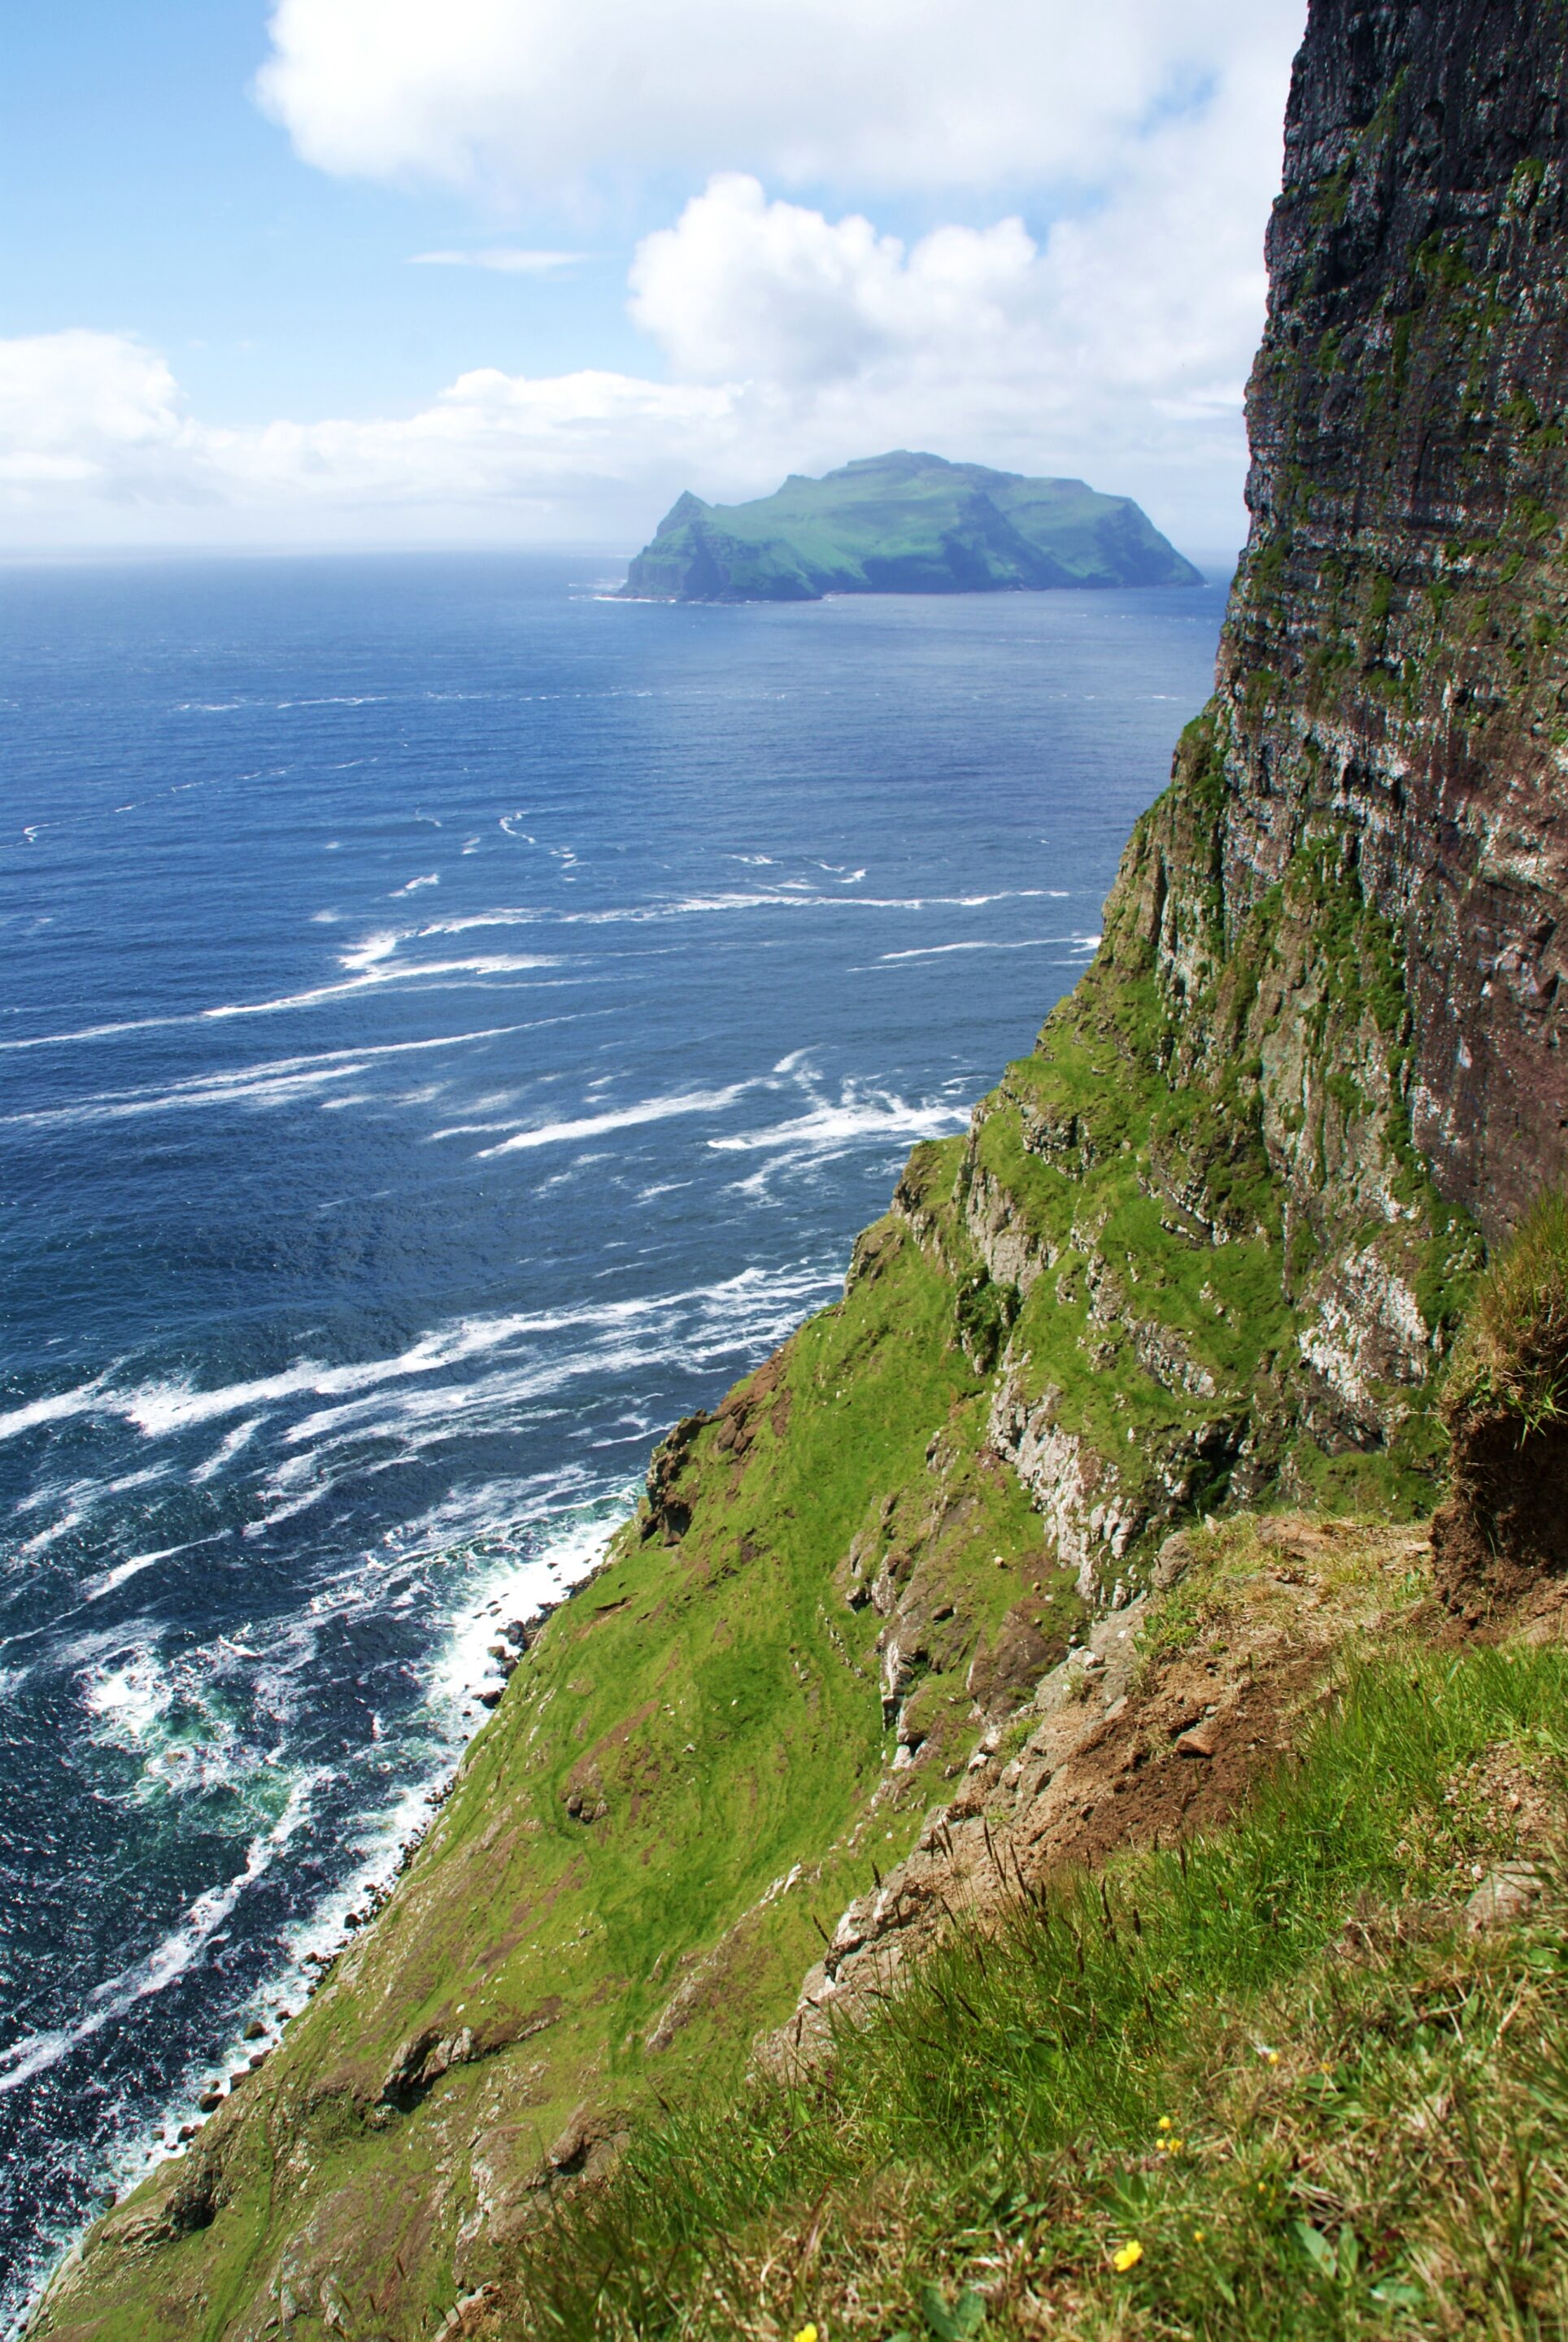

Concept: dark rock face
[[1217, 0, 1568, 1246], [1431, 1397, 1568, 1617]]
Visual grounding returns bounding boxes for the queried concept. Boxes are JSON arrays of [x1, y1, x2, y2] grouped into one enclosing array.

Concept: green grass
[[948, 739, 1475, 1539], [507, 1639, 1568, 2340], [1446, 1191, 1568, 1434], [622, 453, 1201, 599], [36, 1217, 1078, 2342]]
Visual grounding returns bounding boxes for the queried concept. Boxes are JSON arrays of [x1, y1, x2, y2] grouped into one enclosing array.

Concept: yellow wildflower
[[1192, 2229, 1206, 2244], [1112, 2240, 1144, 2274], [794, 2327, 819, 2342], [1157, 2115, 1174, 2131]]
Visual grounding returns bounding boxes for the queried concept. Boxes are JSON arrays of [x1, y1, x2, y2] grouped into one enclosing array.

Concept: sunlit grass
[[510, 1640, 1568, 2339], [1447, 1190, 1568, 1434]]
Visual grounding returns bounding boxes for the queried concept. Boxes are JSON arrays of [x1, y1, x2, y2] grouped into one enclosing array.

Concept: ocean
[[0, 549, 1226, 2315]]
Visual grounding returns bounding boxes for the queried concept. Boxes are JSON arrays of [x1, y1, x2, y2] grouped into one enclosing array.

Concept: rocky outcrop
[[1431, 1197, 1568, 1617], [766, 1514, 1432, 2070]]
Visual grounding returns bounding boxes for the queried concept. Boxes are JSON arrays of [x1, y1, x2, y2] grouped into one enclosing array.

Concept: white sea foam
[[543, 886, 1056, 925], [389, 873, 439, 898], [14, 1465, 170, 1525], [418, 908, 538, 936], [82, 1545, 194, 1604], [338, 929, 401, 971], [2, 1025, 553, 1136], [0, 1382, 107, 1439], [203, 955, 560, 1022], [83, 1654, 175, 1741], [275, 694, 388, 709], [387, 887, 1059, 938], [426, 1503, 624, 1717], [474, 1080, 760, 1156], [0, 1777, 319, 2099], [0, 961, 559, 1053], [710, 1095, 968, 1156], [0, 1268, 838, 1450], [873, 934, 1084, 964], [190, 1420, 264, 1483], [264, 1271, 839, 1463], [13, 1507, 88, 1561]]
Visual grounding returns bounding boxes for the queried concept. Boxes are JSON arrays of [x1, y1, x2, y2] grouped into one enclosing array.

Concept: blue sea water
[[0, 550, 1227, 2315]]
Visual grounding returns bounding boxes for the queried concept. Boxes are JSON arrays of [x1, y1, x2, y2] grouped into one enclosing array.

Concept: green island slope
[[32, 0, 1568, 2333], [617, 453, 1203, 603]]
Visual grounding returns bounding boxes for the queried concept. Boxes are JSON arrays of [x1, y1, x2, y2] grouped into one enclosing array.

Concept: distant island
[[618, 450, 1203, 603]]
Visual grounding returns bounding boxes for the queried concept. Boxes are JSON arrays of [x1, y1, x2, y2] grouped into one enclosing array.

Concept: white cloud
[[408, 247, 588, 271], [629, 177, 1038, 388], [256, 0, 1302, 198], [0, 332, 198, 497], [0, 17, 1298, 556]]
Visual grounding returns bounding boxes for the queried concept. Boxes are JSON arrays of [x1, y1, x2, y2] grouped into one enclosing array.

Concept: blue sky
[[0, 1, 1307, 550], [3, 2, 647, 418]]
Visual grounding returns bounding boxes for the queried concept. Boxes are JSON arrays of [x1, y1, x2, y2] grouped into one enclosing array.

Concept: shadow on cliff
[[1433, 1192, 1568, 1620]]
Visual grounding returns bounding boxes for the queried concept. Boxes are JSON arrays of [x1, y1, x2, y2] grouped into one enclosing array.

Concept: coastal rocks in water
[[620, 451, 1204, 603]]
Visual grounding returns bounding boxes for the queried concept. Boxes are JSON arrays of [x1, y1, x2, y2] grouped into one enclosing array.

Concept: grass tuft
[[1446, 1191, 1568, 1433], [505, 1639, 1568, 2340]]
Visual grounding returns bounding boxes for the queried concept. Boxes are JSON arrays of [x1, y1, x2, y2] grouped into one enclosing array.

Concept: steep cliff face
[[1224, 0, 1568, 1240], [31, 5, 1568, 2338], [952, 0, 1568, 1591]]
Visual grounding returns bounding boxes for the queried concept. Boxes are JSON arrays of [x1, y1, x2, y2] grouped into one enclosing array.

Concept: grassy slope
[[36, 1224, 1076, 2342], [500, 1529, 1568, 2340]]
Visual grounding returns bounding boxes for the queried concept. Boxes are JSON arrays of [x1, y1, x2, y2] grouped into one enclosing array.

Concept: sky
[[0, 0, 1309, 555]]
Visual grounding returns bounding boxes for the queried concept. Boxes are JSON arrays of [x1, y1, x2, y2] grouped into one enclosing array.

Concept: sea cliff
[[33, 2, 1568, 2335]]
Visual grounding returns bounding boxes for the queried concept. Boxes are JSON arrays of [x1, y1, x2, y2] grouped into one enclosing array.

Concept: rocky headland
[[618, 451, 1203, 602]]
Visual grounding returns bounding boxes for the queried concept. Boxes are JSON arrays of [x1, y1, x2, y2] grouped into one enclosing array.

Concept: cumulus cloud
[[255, 0, 1302, 197], [629, 178, 1038, 388], [0, 332, 198, 497], [0, 17, 1299, 554]]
